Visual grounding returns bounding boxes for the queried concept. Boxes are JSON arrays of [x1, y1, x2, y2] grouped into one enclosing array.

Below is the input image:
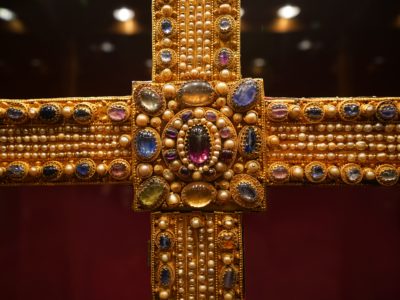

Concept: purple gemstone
[[218, 49, 230, 66], [272, 166, 289, 180], [205, 111, 217, 122], [220, 150, 234, 162], [108, 107, 127, 122], [164, 149, 178, 162], [165, 127, 178, 139], [219, 127, 232, 139], [181, 111, 193, 122], [187, 125, 211, 165], [110, 163, 128, 179], [270, 103, 288, 120], [179, 167, 191, 177]]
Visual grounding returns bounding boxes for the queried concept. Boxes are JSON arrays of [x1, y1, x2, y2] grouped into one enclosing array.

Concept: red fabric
[[0, 185, 399, 300]]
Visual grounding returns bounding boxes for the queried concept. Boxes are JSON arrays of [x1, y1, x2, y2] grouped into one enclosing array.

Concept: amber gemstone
[[181, 182, 216, 208], [178, 81, 214, 106]]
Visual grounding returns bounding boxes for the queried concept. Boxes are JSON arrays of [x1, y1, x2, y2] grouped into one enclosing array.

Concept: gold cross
[[1, 1, 399, 299]]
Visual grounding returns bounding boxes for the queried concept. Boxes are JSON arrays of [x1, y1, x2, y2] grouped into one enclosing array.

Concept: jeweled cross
[[1, 1, 399, 299]]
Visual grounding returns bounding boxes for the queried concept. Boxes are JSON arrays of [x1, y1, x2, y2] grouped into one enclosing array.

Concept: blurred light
[[395, 15, 400, 29], [100, 41, 115, 53], [113, 7, 135, 22], [112, 19, 140, 35], [145, 59, 152, 69], [253, 58, 266, 68], [0, 7, 16, 21], [30, 59, 42, 67], [240, 8, 245, 17], [298, 39, 313, 51], [277, 5, 301, 19], [269, 18, 301, 33]]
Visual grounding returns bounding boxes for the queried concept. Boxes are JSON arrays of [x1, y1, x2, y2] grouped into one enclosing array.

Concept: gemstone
[[220, 127, 232, 139], [179, 167, 191, 177], [220, 150, 234, 163], [109, 160, 130, 180], [311, 165, 325, 181], [205, 111, 217, 122], [346, 168, 362, 183], [135, 130, 158, 160], [6, 108, 24, 122], [6, 163, 26, 180], [219, 232, 237, 250], [178, 81, 214, 107], [181, 111, 193, 122], [378, 168, 398, 185], [138, 177, 168, 208], [237, 183, 257, 203], [160, 50, 172, 64], [268, 103, 288, 121], [203, 168, 216, 178], [305, 106, 324, 121], [272, 166, 289, 181], [223, 268, 236, 290], [39, 104, 59, 123], [186, 125, 211, 165], [181, 182, 217, 208], [231, 79, 259, 111], [159, 234, 171, 250], [164, 149, 178, 162], [244, 127, 258, 155], [160, 267, 171, 286], [137, 88, 164, 115], [73, 105, 92, 124], [219, 18, 231, 32], [161, 19, 173, 35], [218, 49, 230, 66], [108, 105, 129, 122], [76, 163, 91, 178], [377, 104, 397, 120], [43, 165, 59, 180], [343, 103, 360, 118], [165, 127, 178, 139]]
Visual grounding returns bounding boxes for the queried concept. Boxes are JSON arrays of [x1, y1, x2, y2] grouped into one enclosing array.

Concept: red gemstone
[[187, 125, 211, 166]]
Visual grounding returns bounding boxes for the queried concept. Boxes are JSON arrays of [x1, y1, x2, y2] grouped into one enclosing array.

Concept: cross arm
[[0, 96, 134, 185]]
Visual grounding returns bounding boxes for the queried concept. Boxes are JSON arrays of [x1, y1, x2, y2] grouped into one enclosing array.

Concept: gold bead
[[162, 109, 174, 122], [167, 100, 178, 111], [289, 105, 301, 119], [167, 193, 180, 207], [28, 107, 38, 119], [161, 4, 173, 17], [163, 169, 175, 181], [233, 163, 244, 174], [29, 166, 41, 177], [245, 161, 260, 174], [215, 97, 226, 107], [119, 134, 131, 147], [62, 106, 73, 118], [159, 290, 170, 300], [160, 68, 173, 81], [328, 166, 340, 178], [215, 82, 229, 96], [222, 254, 232, 265], [324, 105, 337, 118], [150, 117, 162, 128], [170, 182, 182, 193], [364, 168, 376, 181], [224, 292, 234, 300], [194, 108, 205, 118], [220, 106, 233, 117], [192, 171, 202, 181], [290, 166, 304, 181], [268, 135, 280, 147], [223, 139, 235, 149], [163, 83, 176, 99], [137, 163, 153, 178], [232, 113, 242, 124], [190, 217, 203, 229], [64, 164, 75, 176], [244, 111, 258, 124], [96, 164, 107, 176], [217, 190, 231, 203], [136, 114, 149, 127]]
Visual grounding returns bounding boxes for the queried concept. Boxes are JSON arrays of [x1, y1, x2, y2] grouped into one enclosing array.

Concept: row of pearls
[[0, 125, 131, 135], [269, 123, 400, 133]]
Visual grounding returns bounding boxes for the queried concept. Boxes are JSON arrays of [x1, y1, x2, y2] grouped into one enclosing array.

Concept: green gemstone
[[139, 180, 165, 207]]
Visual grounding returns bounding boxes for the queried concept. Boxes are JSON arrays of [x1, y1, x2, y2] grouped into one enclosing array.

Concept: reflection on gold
[[111, 19, 141, 35], [268, 17, 302, 33], [4, 19, 25, 34]]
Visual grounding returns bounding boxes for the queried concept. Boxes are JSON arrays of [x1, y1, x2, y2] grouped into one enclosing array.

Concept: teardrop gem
[[186, 125, 211, 166]]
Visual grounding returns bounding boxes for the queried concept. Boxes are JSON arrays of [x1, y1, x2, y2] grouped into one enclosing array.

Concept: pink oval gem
[[108, 106, 128, 122], [272, 166, 289, 180], [269, 103, 288, 121]]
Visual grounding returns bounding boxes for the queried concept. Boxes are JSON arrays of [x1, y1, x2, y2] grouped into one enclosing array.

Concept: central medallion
[[186, 125, 211, 166]]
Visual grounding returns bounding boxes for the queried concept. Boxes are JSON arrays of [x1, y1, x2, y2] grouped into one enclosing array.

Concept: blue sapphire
[[378, 104, 397, 120], [343, 104, 360, 118], [160, 267, 171, 286], [223, 268, 236, 290], [76, 163, 91, 177], [237, 183, 257, 203], [244, 127, 258, 155], [160, 50, 172, 64], [161, 19, 173, 35], [306, 106, 324, 120], [232, 80, 258, 110], [39, 104, 59, 122], [181, 111, 193, 122], [7, 164, 26, 179], [219, 18, 232, 32], [43, 165, 59, 179], [74, 107, 92, 123], [159, 234, 171, 250], [135, 130, 158, 160], [311, 165, 325, 181], [7, 108, 24, 121]]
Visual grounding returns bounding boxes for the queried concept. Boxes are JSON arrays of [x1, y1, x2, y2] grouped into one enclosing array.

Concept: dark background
[[0, 0, 400, 299]]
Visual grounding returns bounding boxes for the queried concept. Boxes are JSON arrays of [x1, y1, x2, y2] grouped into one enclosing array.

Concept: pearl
[[217, 190, 231, 202], [161, 253, 170, 263], [64, 164, 75, 175], [137, 164, 153, 178], [291, 166, 304, 181], [159, 218, 169, 230], [159, 290, 170, 299], [119, 134, 131, 147], [364, 168, 376, 181], [150, 117, 162, 128], [289, 105, 301, 119], [96, 164, 107, 176], [136, 114, 149, 127], [190, 217, 203, 229], [224, 292, 234, 300], [244, 111, 258, 124], [221, 106, 233, 117], [62, 106, 73, 118], [328, 166, 340, 178], [325, 105, 337, 118], [268, 135, 280, 147], [215, 82, 229, 96], [223, 255, 232, 265], [29, 166, 41, 177]]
